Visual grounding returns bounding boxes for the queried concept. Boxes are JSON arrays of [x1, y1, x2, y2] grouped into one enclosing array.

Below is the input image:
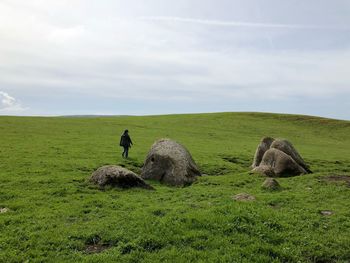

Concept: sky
[[0, 0, 349, 120]]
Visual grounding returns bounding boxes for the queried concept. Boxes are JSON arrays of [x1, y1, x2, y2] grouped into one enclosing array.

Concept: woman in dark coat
[[120, 129, 133, 158]]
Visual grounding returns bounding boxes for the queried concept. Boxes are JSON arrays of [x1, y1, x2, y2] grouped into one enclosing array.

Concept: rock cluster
[[252, 137, 311, 177]]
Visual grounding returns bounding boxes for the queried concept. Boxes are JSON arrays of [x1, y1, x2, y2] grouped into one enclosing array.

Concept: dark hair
[[124, 129, 129, 133]]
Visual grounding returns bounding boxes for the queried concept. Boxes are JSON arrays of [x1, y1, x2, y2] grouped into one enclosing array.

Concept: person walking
[[120, 129, 133, 158]]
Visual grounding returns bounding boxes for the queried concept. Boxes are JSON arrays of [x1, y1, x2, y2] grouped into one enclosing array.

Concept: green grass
[[0, 112, 350, 262]]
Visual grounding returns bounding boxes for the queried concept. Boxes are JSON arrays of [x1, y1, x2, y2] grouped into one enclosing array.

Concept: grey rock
[[90, 165, 154, 190], [0, 207, 9, 213], [253, 148, 307, 177], [252, 137, 311, 177], [271, 139, 311, 173], [320, 210, 333, 216], [252, 137, 275, 168], [261, 178, 281, 190], [141, 139, 201, 186]]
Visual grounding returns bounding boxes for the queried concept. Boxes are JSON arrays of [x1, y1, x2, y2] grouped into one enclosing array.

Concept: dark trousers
[[122, 147, 129, 158]]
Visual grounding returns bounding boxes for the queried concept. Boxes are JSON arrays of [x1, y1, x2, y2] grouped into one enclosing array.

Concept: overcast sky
[[0, 0, 349, 119]]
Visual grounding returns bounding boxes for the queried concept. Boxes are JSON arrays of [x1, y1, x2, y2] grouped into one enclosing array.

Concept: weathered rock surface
[[270, 139, 311, 173], [252, 137, 311, 177], [141, 139, 201, 186], [253, 148, 307, 177], [261, 178, 281, 190], [252, 137, 275, 168], [90, 165, 154, 190]]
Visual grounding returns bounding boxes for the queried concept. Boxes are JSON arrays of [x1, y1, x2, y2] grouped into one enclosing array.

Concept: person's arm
[[129, 136, 133, 145]]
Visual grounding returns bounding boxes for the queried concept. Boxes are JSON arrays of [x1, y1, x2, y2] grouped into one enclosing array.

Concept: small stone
[[0, 207, 9, 213], [320, 210, 333, 216], [232, 193, 256, 201], [262, 178, 281, 190]]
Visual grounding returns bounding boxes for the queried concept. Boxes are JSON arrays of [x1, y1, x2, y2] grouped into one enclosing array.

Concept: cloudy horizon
[[1, 0, 349, 120]]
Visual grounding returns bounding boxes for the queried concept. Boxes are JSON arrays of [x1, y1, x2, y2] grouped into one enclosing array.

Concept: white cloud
[[139, 16, 347, 29], [0, 91, 17, 108], [0, 91, 27, 114], [48, 25, 86, 44]]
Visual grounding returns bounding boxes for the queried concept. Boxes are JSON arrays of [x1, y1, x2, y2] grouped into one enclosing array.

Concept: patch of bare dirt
[[322, 175, 350, 187], [85, 244, 111, 254], [268, 203, 282, 209]]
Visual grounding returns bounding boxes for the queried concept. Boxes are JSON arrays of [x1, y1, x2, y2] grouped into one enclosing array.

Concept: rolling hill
[[0, 112, 349, 262]]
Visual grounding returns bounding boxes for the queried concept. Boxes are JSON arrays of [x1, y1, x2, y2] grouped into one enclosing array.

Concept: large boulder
[[253, 148, 307, 177], [141, 139, 201, 186], [252, 137, 311, 177], [90, 165, 154, 190]]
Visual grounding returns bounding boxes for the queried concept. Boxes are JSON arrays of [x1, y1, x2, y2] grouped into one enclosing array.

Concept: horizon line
[[0, 111, 348, 121]]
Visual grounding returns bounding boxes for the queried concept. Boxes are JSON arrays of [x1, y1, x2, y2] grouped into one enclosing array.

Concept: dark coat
[[120, 134, 132, 148]]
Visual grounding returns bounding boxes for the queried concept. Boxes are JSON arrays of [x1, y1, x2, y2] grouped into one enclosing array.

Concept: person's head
[[124, 129, 129, 134]]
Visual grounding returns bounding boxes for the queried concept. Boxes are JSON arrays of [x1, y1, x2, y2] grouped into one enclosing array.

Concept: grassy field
[[1, 112, 350, 262]]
